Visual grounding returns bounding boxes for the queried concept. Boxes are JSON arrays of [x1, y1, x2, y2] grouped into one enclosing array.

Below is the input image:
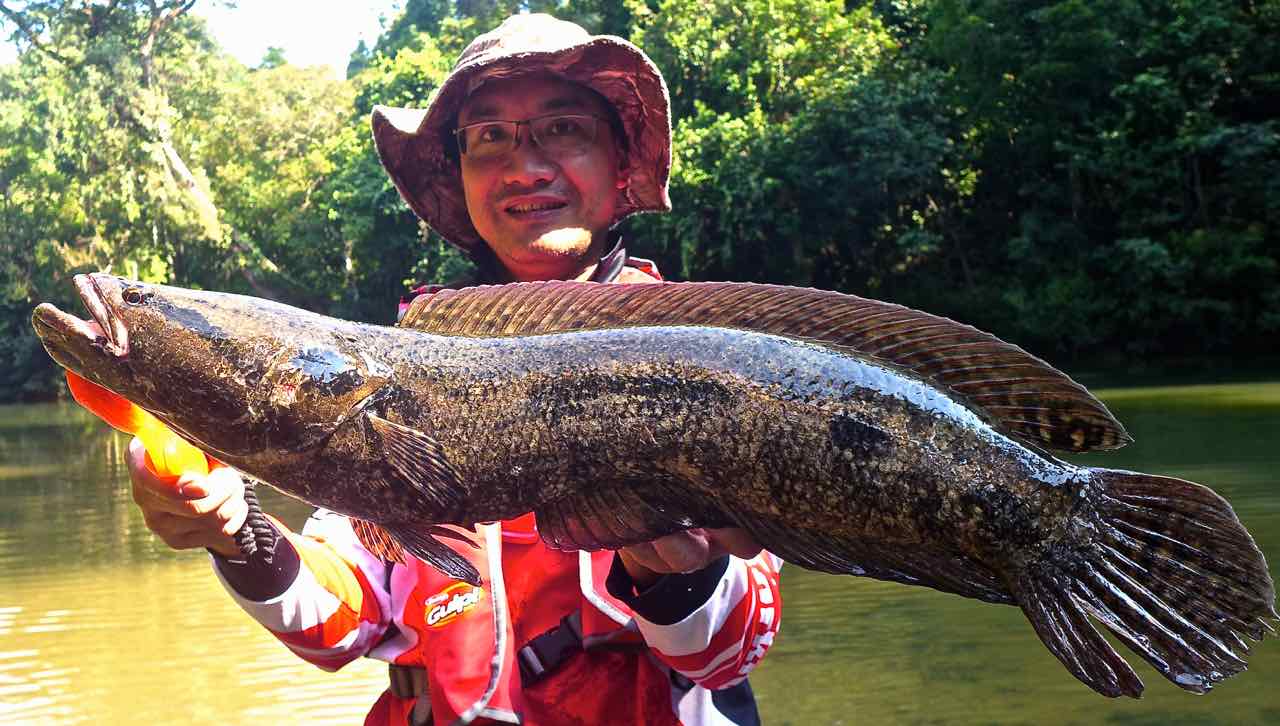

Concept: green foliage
[[914, 0, 1280, 358], [628, 0, 959, 298], [330, 30, 473, 323], [188, 62, 357, 307], [258, 46, 287, 69], [629, 0, 889, 121], [0, 6, 236, 399], [374, 0, 454, 52]]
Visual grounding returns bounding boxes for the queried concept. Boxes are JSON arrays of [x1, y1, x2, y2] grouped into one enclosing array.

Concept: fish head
[[32, 273, 393, 463]]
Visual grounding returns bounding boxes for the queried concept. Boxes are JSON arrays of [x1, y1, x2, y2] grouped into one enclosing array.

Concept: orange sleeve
[[213, 512, 394, 671]]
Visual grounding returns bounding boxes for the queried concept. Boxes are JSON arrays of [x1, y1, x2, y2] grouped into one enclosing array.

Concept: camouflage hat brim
[[371, 14, 673, 259]]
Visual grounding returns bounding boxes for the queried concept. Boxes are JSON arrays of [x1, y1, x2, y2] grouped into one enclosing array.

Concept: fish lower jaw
[[32, 304, 127, 359]]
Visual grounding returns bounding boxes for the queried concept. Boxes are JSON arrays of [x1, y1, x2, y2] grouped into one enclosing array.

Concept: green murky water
[[2, 382, 1277, 724]]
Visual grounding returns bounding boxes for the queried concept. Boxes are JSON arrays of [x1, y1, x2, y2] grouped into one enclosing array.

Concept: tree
[[1, 2, 235, 398], [0, 1, 355, 397], [918, 0, 1280, 357], [258, 45, 286, 69], [322, 28, 472, 323], [624, 0, 962, 299]]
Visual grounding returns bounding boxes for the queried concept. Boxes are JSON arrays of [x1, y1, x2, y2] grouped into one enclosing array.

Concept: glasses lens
[[530, 115, 597, 153], [460, 121, 517, 159]]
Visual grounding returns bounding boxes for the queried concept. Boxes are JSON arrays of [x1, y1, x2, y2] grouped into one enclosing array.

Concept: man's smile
[[457, 75, 625, 280], [502, 195, 570, 218]]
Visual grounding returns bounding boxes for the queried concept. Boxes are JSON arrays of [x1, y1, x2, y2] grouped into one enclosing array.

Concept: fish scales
[[350, 325, 1054, 560], [30, 274, 1276, 699]]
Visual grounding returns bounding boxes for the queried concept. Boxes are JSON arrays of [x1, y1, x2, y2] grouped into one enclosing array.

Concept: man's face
[[457, 75, 626, 282]]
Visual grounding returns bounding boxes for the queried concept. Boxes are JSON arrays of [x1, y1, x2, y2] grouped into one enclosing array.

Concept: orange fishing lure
[[65, 370, 209, 479]]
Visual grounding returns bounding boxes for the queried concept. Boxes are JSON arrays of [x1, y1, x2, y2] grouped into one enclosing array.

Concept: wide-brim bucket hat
[[371, 13, 672, 259]]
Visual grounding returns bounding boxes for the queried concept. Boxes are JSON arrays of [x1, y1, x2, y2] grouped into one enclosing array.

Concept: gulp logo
[[425, 583, 485, 628]]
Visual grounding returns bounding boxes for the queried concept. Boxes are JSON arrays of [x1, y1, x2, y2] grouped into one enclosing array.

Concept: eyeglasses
[[454, 113, 604, 161]]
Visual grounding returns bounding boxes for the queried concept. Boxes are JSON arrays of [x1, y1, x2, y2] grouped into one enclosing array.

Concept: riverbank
[[1066, 354, 1280, 390]]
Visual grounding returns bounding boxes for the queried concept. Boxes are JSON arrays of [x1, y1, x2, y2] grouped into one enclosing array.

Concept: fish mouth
[[31, 273, 129, 358]]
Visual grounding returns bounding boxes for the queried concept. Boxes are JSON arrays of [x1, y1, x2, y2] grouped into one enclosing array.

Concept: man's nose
[[500, 135, 557, 187]]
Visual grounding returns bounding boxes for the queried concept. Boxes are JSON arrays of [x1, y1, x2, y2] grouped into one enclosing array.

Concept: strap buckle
[[517, 611, 583, 686]]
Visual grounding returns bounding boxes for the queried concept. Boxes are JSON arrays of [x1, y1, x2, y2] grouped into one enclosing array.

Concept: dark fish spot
[[155, 299, 223, 340], [290, 347, 364, 395], [828, 413, 890, 455]]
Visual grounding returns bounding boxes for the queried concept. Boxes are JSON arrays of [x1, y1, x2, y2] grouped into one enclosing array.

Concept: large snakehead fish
[[31, 273, 1276, 698]]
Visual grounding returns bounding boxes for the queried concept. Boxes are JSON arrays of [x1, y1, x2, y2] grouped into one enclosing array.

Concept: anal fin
[[351, 517, 482, 586], [535, 479, 723, 551], [351, 518, 406, 563], [726, 507, 1012, 603], [1011, 572, 1144, 698]]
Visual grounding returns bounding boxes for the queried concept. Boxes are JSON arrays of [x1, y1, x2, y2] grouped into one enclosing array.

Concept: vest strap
[[389, 662, 429, 699], [517, 611, 583, 686], [389, 663, 434, 726]]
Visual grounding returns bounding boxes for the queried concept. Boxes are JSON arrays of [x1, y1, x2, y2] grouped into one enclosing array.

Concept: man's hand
[[127, 436, 247, 558], [618, 528, 762, 588]]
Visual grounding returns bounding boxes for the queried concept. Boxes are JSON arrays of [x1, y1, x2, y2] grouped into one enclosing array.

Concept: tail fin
[[1011, 469, 1277, 698]]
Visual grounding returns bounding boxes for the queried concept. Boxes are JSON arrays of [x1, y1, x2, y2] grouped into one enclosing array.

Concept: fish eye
[[122, 286, 151, 305]]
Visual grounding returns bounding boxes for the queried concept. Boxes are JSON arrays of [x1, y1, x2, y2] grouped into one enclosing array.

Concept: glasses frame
[[453, 113, 606, 160]]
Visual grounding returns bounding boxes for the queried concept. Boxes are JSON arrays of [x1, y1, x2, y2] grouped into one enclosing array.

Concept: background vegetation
[[2, 0, 1277, 401]]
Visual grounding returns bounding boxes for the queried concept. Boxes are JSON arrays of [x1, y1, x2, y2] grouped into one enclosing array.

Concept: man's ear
[[615, 151, 631, 190]]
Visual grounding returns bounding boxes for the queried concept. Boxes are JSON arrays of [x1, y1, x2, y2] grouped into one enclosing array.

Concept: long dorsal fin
[[400, 282, 1129, 453]]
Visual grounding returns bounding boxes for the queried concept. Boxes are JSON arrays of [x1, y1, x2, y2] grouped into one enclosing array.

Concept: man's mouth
[[504, 199, 568, 216]]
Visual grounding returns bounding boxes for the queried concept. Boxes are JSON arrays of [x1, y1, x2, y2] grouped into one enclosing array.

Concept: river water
[[2, 382, 1277, 724]]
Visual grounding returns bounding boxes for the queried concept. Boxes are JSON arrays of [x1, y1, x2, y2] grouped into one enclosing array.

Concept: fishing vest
[[369, 246, 666, 726], [364, 515, 656, 726]]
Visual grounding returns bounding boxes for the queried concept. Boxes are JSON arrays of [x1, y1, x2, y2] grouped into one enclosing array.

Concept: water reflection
[[1, 560, 385, 725], [1, 403, 384, 725], [2, 384, 1278, 724]]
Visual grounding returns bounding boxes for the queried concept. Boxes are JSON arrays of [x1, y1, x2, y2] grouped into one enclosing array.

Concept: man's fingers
[[706, 527, 762, 560], [128, 437, 172, 496], [618, 541, 666, 573], [172, 468, 244, 516], [618, 526, 765, 583], [144, 503, 247, 551], [133, 456, 243, 515], [128, 435, 249, 556], [142, 512, 210, 550], [215, 492, 249, 537], [649, 530, 716, 573]]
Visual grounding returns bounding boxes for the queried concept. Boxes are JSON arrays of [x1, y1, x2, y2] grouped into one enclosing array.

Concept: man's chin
[[529, 226, 594, 255], [500, 226, 602, 280]]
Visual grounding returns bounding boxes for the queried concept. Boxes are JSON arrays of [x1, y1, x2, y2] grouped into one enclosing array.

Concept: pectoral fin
[[366, 412, 464, 515], [351, 517, 482, 586]]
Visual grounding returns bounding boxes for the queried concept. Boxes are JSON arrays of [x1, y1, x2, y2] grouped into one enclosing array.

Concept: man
[[128, 14, 782, 726]]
